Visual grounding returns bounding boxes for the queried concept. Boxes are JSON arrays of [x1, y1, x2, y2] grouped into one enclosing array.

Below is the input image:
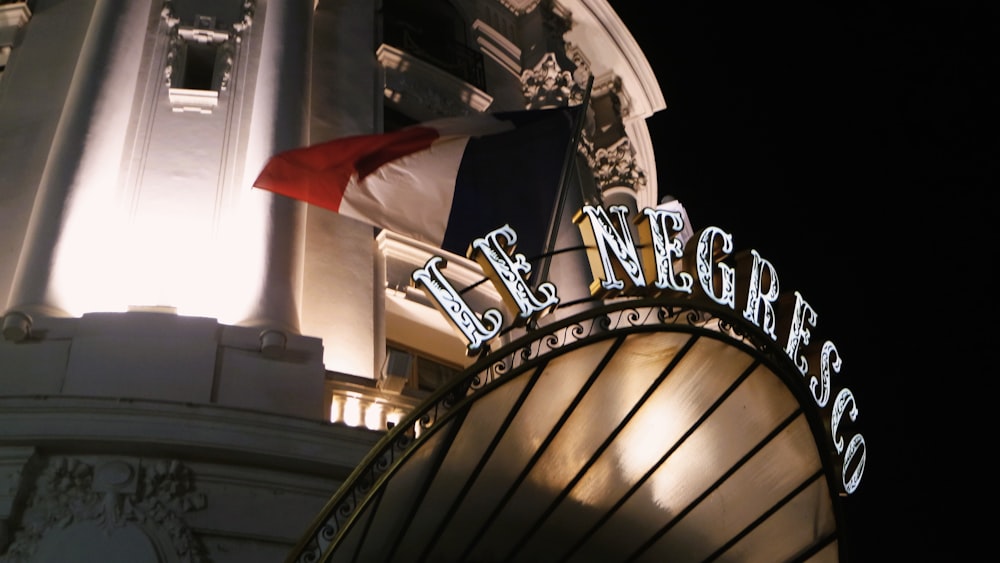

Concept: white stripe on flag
[[339, 136, 473, 248]]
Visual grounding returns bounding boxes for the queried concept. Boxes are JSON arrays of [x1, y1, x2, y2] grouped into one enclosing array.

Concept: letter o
[[842, 433, 866, 494]]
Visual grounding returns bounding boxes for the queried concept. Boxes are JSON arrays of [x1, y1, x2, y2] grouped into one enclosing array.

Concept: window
[[171, 26, 229, 92], [165, 16, 231, 114], [385, 344, 462, 393], [178, 40, 219, 90], [382, 0, 484, 89]]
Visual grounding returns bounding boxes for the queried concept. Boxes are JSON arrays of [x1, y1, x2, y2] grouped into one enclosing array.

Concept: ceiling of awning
[[292, 302, 845, 563]]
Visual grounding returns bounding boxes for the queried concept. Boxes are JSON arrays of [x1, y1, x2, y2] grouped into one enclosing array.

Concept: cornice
[[0, 396, 379, 477]]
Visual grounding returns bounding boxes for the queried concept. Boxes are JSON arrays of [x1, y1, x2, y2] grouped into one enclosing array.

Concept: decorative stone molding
[[160, 0, 254, 96], [160, 0, 255, 35], [0, 447, 38, 554], [564, 43, 595, 96], [495, 0, 543, 17], [0, 1, 30, 81], [590, 74, 628, 115], [520, 51, 586, 109], [159, 1, 180, 28], [166, 87, 218, 114], [232, 0, 255, 37], [582, 134, 647, 194], [519, 2, 582, 109], [3, 457, 207, 562], [519, 53, 645, 193], [472, 19, 521, 78], [0, 2, 31, 36], [378, 44, 493, 120]]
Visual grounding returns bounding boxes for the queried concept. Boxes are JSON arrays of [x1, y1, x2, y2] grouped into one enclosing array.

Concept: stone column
[[3, 0, 152, 339]]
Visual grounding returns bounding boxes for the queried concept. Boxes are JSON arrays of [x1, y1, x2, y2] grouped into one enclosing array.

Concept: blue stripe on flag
[[443, 107, 579, 259]]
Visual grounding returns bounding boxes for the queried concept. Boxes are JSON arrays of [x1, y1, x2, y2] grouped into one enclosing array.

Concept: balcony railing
[[384, 31, 485, 91], [325, 372, 424, 432]]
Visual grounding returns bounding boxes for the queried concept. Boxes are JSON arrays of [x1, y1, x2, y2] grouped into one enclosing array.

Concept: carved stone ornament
[[391, 72, 479, 118], [2, 457, 208, 562], [496, 0, 543, 17], [520, 52, 586, 109], [160, 0, 255, 91], [564, 43, 596, 102], [583, 134, 647, 193]]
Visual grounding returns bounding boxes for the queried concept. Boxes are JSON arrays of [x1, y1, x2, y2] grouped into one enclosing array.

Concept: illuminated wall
[[3, 0, 309, 333], [0, 1, 668, 557]]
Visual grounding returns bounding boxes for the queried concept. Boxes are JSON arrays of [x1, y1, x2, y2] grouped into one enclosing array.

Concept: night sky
[[611, 2, 989, 560]]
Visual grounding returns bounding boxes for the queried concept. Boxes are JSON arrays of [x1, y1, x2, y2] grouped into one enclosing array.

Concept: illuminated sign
[[411, 203, 865, 495]]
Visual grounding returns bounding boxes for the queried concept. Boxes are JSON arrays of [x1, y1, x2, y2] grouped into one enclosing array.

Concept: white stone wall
[[0, 401, 380, 560], [0, 0, 667, 558]]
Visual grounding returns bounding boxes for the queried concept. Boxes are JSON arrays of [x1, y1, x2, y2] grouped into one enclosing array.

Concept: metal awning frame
[[287, 295, 849, 562]]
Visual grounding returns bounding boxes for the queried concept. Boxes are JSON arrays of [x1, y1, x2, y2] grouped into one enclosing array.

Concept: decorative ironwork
[[288, 293, 797, 563], [385, 67, 482, 116], [383, 30, 485, 90]]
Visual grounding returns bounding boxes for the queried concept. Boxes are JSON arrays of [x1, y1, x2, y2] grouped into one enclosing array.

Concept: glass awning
[[289, 300, 846, 563]]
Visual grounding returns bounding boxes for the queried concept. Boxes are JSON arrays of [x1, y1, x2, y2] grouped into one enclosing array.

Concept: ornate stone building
[[0, 1, 858, 561]]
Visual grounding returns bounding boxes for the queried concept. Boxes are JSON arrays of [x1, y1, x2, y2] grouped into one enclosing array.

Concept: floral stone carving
[[2, 457, 207, 562]]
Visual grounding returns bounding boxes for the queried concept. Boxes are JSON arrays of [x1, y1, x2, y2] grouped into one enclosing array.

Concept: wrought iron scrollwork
[[290, 296, 791, 562]]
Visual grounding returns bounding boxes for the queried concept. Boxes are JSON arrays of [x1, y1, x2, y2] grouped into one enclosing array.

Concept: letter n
[[573, 205, 645, 297]]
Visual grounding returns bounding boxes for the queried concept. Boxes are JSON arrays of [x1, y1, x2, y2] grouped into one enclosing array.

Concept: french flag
[[253, 107, 581, 259]]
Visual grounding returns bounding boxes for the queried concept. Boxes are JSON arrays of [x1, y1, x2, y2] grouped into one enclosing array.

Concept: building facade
[[0, 1, 862, 561]]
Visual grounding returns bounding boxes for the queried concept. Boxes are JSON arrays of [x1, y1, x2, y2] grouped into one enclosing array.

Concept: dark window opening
[[386, 344, 462, 393], [181, 42, 218, 91], [382, 0, 484, 89], [415, 357, 461, 392]]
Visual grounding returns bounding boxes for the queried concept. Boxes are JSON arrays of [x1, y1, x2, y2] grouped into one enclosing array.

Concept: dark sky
[[610, 2, 990, 560]]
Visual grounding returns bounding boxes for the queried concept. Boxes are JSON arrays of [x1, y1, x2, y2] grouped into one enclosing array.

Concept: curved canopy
[[290, 300, 846, 562]]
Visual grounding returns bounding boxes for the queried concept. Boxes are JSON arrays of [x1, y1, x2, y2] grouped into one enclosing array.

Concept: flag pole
[[535, 75, 594, 292]]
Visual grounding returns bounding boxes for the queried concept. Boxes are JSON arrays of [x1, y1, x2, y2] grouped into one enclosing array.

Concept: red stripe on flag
[[253, 126, 439, 212], [355, 127, 439, 181]]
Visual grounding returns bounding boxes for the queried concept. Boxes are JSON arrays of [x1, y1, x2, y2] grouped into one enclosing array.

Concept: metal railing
[[385, 30, 485, 90]]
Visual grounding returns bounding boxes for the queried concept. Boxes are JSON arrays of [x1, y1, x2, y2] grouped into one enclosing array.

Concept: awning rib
[[556, 356, 764, 563], [624, 408, 804, 562], [289, 299, 848, 563], [502, 334, 701, 562], [456, 336, 629, 561], [416, 362, 549, 562]]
